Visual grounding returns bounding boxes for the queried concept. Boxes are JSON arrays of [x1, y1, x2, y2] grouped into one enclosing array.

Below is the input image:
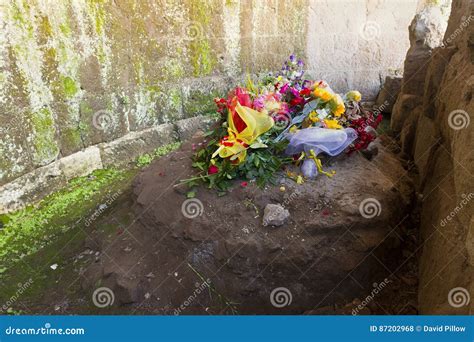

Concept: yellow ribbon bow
[[212, 102, 274, 164]]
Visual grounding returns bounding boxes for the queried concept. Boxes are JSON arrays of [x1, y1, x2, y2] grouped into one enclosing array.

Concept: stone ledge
[[0, 115, 213, 215], [99, 124, 176, 168]]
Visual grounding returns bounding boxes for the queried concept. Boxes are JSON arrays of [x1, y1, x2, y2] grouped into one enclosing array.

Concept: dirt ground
[[1, 134, 419, 315]]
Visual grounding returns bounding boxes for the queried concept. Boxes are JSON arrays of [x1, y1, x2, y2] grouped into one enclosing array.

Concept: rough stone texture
[[0, 0, 307, 185], [98, 124, 176, 168], [262, 204, 290, 227], [174, 115, 215, 141], [391, 94, 423, 133], [375, 76, 403, 113], [0, 0, 423, 187], [393, 0, 474, 314], [391, 4, 450, 144], [80, 136, 415, 313], [306, 0, 419, 101], [0, 161, 66, 214], [0, 116, 212, 214], [59, 146, 103, 180]]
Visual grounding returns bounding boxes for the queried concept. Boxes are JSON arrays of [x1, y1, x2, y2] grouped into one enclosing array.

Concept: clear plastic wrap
[[285, 127, 358, 156]]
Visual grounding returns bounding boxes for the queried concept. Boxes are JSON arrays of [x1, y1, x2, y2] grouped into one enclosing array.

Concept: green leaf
[[250, 142, 268, 149]]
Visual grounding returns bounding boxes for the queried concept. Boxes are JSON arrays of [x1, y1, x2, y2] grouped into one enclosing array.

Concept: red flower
[[208, 165, 219, 175], [214, 98, 227, 114], [290, 96, 304, 106], [299, 88, 311, 97], [240, 181, 248, 187]]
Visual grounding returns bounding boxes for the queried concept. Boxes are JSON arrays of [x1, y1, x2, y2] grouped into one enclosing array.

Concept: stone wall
[[307, 0, 419, 99], [391, 0, 473, 314], [0, 0, 424, 211]]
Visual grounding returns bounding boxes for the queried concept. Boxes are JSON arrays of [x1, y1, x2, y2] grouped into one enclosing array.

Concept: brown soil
[[70, 134, 419, 315]]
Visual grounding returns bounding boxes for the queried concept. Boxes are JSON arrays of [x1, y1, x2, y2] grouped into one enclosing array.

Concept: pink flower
[[208, 165, 219, 175]]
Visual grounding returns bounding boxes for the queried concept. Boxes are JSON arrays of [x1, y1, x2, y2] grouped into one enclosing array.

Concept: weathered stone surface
[[174, 116, 215, 141], [375, 76, 403, 113], [0, 162, 66, 214], [391, 94, 423, 132], [306, 0, 418, 101], [391, 4, 450, 136], [0, 1, 421, 186], [401, 6, 448, 96], [400, 105, 422, 156], [413, 114, 439, 182], [262, 204, 290, 227], [393, 0, 474, 314], [59, 146, 103, 180]]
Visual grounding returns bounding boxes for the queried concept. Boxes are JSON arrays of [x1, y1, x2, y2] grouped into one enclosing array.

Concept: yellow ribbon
[[212, 102, 274, 164], [308, 149, 336, 178]]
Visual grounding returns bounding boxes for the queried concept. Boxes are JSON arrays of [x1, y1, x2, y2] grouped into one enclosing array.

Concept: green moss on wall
[[39, 16, 53, 37], [30, 108, 58, 164], [190, 39, 214, 77], [183, 89, 220, 117], [61, 76, 78, 98], [61, 126, 83, 152], [188, 0, 216, 76]]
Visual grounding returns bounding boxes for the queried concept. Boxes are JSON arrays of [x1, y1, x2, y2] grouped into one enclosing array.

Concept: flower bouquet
[[182, 55, 382, 192]]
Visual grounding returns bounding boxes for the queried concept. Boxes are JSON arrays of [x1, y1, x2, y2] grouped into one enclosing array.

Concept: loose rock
[[262, 204, 290, 227]]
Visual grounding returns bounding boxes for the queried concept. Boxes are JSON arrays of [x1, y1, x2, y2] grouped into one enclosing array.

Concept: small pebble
[[279, 186, 286, 192]]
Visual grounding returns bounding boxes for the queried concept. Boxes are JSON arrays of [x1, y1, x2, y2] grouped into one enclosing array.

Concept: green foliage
[[135, 142, 181, 167], [237, 138, 290, 188], [186, 124, 291, 192], [136, 154, 153, 167]]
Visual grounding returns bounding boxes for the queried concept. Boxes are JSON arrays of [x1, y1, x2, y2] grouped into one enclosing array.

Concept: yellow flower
[[346, 90, 361, 102], [324, 119, 342, 129], [313, 87, 333, 102], [308, 111, 320, 123], [331, 94, 345, 117], [333, 103, 345, 117], [289, 125, 298, 133]]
